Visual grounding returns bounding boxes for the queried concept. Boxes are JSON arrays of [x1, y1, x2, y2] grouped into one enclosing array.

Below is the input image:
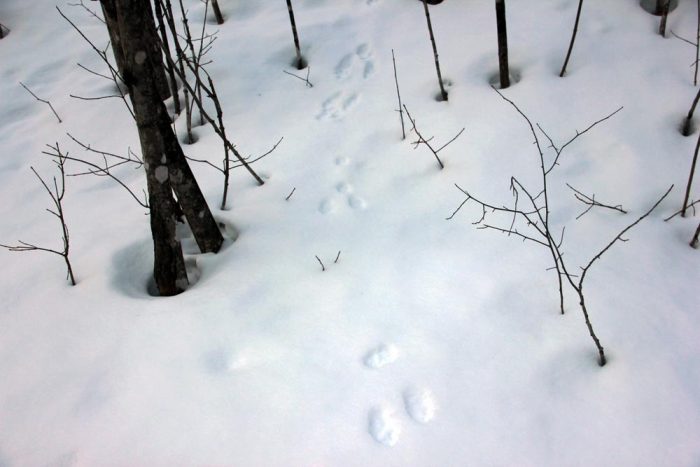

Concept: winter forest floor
[[0, 0, 699, 465]]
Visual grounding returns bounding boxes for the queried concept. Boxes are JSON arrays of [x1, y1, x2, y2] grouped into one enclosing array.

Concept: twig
[[19, 82, 62, 123], [69, 93, 124, 101], [664, 199, 699, 221], [283, 67, 313, 87], [566, 183, 627, 219], [315, 255, 325, 271], [285, 187, 296, 201], [403, 105, 464, 170], [391, 49, 406, 140], [67, 0, 105, 24], [334, 250, 341, 263]]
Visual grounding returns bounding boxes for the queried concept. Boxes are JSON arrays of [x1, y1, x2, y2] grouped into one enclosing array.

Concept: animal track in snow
[[335, 53, 356, 80], [316, 92, 359, 120], [336, 181, 353, 194], [364, 344, 398, 369], [368, 407, 401, 447], [403, 387, 437, 424], [335, 156, 350, 166], [348, 194, 367, 210], [318, 197, 339, 215]]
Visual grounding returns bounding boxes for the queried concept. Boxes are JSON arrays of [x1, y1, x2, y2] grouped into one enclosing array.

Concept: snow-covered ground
[[0, 0, 699, 465]]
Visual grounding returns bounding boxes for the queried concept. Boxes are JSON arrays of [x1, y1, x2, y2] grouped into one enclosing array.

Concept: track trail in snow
[[316, 42, 375, 121], [363, 344, 437, 446]]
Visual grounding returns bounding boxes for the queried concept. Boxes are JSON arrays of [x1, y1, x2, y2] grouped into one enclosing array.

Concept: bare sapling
[[159, 0, 194, 141], [1, 143, 76, 286], [448, 88, 643, 367], [20, 82, 62, 123], [391, 49, 406, 139], [422, 0, 448, 101], [211, 0, 224, 24], [403, 105, 465, 169], [559, 0, 584, 77], [681, 128, 700, 217], [159, 37, 267, 186], [286, 0, 306, 69], [659, 0, 670, 37], [495, 0, 510, 89], [682, 86, 700, 136], [184, 76, 283, 209], [154, 0, 181, 115], [691, 221, 700, 247]]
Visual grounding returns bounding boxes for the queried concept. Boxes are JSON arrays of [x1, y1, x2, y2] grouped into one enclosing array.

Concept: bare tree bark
[[422, 0, 448, 101], [101, 0, 170, 100], [659, 0, 670, 37], [682, 129, 700, 217], [211, 0, 224, 24], [682, 87, 700, 136], [495, 0, 510, 89], [103, 0, 223, 295], [560, 0, 583, 77], [691, 221, 700, 247], [286, 0, 305, 69]]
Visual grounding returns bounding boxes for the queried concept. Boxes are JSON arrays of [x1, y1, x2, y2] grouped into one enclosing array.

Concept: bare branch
[[20, 82, 62, 123], [566, 183, 627, 219]]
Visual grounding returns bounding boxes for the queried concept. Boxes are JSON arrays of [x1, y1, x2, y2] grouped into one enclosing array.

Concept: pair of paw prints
[[363, 344, 437, 447], [316, 43, 375, 121], [318, 156, 367, 214]]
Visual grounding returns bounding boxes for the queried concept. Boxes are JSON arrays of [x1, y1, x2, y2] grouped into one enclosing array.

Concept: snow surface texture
[[0, 0, 699, 465]]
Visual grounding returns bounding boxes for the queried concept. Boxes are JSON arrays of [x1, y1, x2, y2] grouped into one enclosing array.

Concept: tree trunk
[[103, 0, 223, 294], [422, 0, 448, 101], [286, 0, 305, 69], [559, 0, 584, 77], [659, 0, 670, 36], [211, 0, 224, 24], [495, 0, 510, 89], [102, 0, 171, 101]]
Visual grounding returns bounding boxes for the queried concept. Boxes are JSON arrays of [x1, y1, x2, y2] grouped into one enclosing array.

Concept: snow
[[0, 0, 699, 465]]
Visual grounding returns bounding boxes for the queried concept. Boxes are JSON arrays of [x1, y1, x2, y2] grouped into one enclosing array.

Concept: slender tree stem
[[495, 0, 510, 89], [391, 49, 406, 140], [682, 130, 700, 217], [559, 0, 584, 77], [422, 0, 448, 101]]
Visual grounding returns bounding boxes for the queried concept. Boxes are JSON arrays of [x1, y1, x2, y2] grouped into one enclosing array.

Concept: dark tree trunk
[[659, 0, 670, 36], [682, 87, 700, 136], [422, 0, 448, 101], [102, 0, 171, 101], [691, 222, 700, 248], [495, 0, 510, 89], [286, 0, 305, 69], [211, 0, 224, 24], [559, 0, 584, 77], [682, 129, 700, 217], [103, 0, 223, 294]]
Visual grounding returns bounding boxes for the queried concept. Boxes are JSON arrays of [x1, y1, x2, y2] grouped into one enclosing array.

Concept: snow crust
[[0, 0, 699, 465]]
